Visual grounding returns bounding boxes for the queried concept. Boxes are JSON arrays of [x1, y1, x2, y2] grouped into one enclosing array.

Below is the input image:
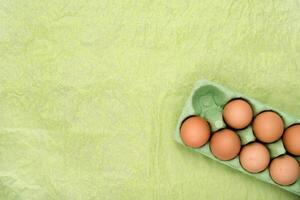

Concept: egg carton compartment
[[174, 80, 300, 196]]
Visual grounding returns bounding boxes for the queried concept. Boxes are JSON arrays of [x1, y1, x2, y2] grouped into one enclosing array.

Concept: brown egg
[[253, 111, 284, 143], [283, 124, 300, 156], [240, 142, 270, 173], [180, 116, 210, 148], [223, 99, 253, 129], [269, 155, 300, 186], [210, 129, 241, 160]]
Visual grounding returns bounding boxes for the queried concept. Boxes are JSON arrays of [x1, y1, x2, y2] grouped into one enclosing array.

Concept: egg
[[210, 129, 241, 160], [223, 99, 253, 129], [253, 111, 284, 143], [283, 124, 300, 156], [180, 116, 211, 148], [269, 155, 300, 186], [239, 142, 270, 173]]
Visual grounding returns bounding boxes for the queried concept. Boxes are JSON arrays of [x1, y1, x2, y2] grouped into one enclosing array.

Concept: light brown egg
[[283, 124, 300, 156], [269, 155, 300, 186], [180, 116, 210, 148], [240, 142, 270, 173], [253, 111, 284, 143], [223, 99, 253, 129], [210, 129, 241, 160]]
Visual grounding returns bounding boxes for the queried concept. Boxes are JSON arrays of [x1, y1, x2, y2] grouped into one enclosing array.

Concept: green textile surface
[[0, 0, 299, 199]]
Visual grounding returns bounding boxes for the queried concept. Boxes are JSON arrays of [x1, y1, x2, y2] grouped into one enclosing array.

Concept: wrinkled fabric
[[0, 0, 299, 200]]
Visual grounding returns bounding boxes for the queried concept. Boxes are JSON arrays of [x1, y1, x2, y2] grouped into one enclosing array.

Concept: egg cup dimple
[[175, 80, 300, 196]]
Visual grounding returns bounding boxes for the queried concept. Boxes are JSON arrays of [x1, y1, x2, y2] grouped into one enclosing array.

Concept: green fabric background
[[0, 0, 299, 199]]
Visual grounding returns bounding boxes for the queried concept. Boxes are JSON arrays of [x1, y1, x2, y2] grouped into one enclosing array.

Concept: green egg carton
[[174, 80, 300, 196]]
